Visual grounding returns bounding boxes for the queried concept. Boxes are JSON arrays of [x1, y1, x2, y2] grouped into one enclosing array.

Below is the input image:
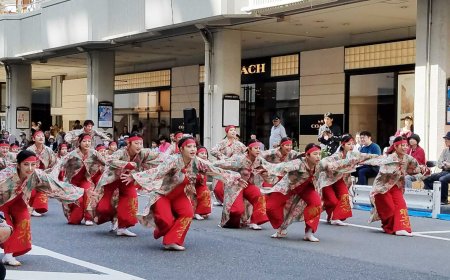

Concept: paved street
[[3, 198, 450, 280]]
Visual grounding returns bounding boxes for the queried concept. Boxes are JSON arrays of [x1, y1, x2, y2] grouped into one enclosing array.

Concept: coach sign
[[300, 114, 344, 136]]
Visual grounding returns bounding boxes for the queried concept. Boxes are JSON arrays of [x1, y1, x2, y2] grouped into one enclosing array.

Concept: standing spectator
[[120, 125, 130, 138], [423, 132, 450, 205], [19, 132, 29, 149], [46, 136, 57, 152], [72, 120, 83, 130], [405, 134, 426, 188], [395, 115, 413, 138], [353, 132, 362, 152], [353, 131, 381, 185], [169, 133, 175, 144], [2, 131, 16, 146], [31, 121, 39, 135], [317, 112, 341, 156], [44, 131, 51, 145], [269, 115, 287, 148]]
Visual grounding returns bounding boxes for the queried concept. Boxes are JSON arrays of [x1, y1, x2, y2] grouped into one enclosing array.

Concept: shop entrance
[[241, 80, 299, 148]]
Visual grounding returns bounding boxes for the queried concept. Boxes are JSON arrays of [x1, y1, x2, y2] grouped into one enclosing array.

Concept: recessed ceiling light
[[342, 23, 350, 26], [320, 26, 328, 29], [400, 5, 408, 8], [295, 23, 303, 26], [315, 20, 324, 23], [256, 36, 262, 39]]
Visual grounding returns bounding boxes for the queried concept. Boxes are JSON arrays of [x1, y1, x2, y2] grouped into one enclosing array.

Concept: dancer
[[91, 133, 161, 237], [213, 139, 286, 230], [122, 136, 241, 251], [0, 150, 82, 266], [0, 140, 16, 170], [57, 143, 69, 159], [163, 131, 184, 155], [52, 134, 106, 225], [263, 143, 322, 241], [210, 125, 246, 204], [27, 130, 58, 217], [107, 141, 118, 156], [64, 120, 110, 146], [369, 136, 427, 236], [193, 146, 212, 220], [317, 134, 382, 226]]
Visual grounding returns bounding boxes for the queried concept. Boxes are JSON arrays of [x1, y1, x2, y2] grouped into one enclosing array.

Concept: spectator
[[72, 120, 83, 130], [46, 136, 57, 151], [31, 121, 39, 135], [317, 112, 341, 156], [354, 131, 381, 185], [44, 130, 51, 145], [353, 132, 361, 152], [250, 134, 265, 151], [395, 115, 413, 138], [269, 115, 287, 148], [383, 136, 396, 155], [169, 133, 175, 144], [19, 132, 29, 149], [120, 125, 130, 138], [423, 132, 450, 205], [405, 134, 426, 189], [2, 131, 16, 146], [150, 140, 159, 152]]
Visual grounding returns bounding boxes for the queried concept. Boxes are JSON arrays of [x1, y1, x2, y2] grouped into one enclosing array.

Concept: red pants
[[96, 180, 138, 228], [374, 185, 411, 234], [67, 169, 92, 224], [266, 182, 321, 233], [195, 184, 211, 215], [322, 179, 352, 221], [213, 180, 224, 203], [152, 181, 193, 246], [0, 197, 31, 257], [225, 184, 268, 228], [29, 189, 48, 214]]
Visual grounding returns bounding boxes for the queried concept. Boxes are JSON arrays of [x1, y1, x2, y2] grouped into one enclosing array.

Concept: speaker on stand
[[183, 108, 199, 136]]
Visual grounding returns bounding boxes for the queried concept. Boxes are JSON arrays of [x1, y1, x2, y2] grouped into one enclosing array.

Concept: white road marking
[[413, 230, 450, 234], [4, 245, 145, 280], [320, 219, 450, 242]]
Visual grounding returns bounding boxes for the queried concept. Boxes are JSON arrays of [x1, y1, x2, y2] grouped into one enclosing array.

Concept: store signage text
[[241, 63, 266, 75]]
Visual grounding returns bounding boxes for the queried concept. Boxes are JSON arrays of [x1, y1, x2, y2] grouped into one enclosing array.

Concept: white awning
[[242, 0, 339, 14]]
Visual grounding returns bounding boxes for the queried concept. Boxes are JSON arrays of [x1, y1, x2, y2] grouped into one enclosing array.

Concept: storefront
[[114, 70, 171, 147], [344, 39, 416, 148]]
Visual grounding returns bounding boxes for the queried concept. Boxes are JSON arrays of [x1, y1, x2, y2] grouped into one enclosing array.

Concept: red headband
[[225, 125, 235, 133], [10, 145, 19, 148], [96, 146, 106, 151], [197, 147, 207, 154], [0, 143, 9, 147], [109, 141, 117, 146], [248, 142, 260, 148], [23, 156, 38, 162], [394, 139, 407, 146], [181, 139, 196, 147], [60, 144, 67, 148], [33, 131, 44, 138], [127, 136, 142, 143], [81, 135, 92, 141], [306, 146, 320, 155], [175, 132, 183, 139], [280, 140, 292, 146]]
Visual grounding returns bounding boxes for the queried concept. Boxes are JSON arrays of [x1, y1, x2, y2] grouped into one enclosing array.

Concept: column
[[86, 50, 115, 136], [210, 29, 241, 146], [415, 0, 450, 160], [7, 63, 32, 139]]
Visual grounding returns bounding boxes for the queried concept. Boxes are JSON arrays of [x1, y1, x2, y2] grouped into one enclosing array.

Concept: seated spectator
[[405, 134, 426, 188], [353, 131, 381, 185], [423, 132, 450, 205]]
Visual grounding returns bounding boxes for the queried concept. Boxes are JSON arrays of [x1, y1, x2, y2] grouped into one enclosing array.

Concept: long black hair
[[177, 136, 196, 149], [17, 150, 36, 164]]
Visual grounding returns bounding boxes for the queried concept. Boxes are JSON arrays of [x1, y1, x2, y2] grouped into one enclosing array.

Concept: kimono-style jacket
[[0, 166, 83, 207], [64, 128, 110, 146], [210, 139, 247, 160], [88, 148, 161, 212], [262, 148, 303, 163], [0, 152, 17, 170], [262, 158, 319, 231], [212, 154, 285, 226], [132, 154, 241, 228], [369, 153, 423, 223], [27, 144, 57, 170], [316, 150, 383, 189]]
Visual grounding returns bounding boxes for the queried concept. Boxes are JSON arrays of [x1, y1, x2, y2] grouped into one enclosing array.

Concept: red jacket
[[407, 145, 426, 165]]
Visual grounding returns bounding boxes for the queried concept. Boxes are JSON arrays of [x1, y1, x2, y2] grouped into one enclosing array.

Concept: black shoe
[[441, 201, 448, 205]]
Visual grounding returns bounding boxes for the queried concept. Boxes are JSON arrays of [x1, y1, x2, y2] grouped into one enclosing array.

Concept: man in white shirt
[[269, 115, 287, 148]]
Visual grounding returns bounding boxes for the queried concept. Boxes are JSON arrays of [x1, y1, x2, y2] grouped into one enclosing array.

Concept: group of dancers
[[0, 120, 430, 266]]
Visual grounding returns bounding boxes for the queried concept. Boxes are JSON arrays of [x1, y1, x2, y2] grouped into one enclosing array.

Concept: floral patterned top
[[316, 150, 383, 189], [210, 138, 247, 160], [64, 128, 111, 146], [132, 154, 241, 228], [0, 166, 83, 207], [27, 144, 57, 170], [0, 152, 17, 170], [261, 148, 303, 163]]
